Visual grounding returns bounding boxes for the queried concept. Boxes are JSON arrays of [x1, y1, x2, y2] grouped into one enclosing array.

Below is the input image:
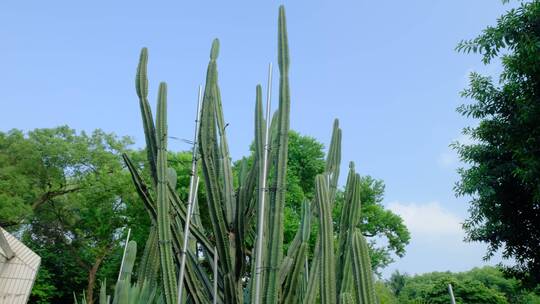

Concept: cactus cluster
[[111, 5, 378, 304]]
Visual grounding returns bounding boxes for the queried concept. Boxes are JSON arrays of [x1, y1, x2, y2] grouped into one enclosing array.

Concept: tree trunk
[[85, 253, 107, 304]]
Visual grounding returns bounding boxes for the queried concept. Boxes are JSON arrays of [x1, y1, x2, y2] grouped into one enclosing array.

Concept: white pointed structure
[[0, 227, 40, 304]]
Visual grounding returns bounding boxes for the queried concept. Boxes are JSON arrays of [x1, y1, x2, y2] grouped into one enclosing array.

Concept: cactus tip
[[210, 39, 220, 60]]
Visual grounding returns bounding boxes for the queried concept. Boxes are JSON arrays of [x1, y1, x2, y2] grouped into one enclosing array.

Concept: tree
[[374, 281, 399, 304], [454, 0, 540, 285], [0, 127, 136, 304], [394, 266, 540, 303], [387, 270, 408, 297]]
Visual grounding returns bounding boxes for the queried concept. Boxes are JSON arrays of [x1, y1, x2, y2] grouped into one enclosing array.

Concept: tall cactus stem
[[351, 229, 377, 304], [315, 175, 336, 304], [213, 246, 218, 304], [156, 82, 178, 304], [263, 6, 290, 303], [254, 62, 273, 304], [135, 48, 158, 185]]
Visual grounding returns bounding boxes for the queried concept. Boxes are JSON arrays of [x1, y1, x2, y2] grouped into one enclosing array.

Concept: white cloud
[[388, 201, 463, 237]]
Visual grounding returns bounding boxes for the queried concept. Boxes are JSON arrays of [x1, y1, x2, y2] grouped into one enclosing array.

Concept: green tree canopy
[[454, 0, 540, 285], [0, 127, 138, 303], [393, 266, 540, 304]]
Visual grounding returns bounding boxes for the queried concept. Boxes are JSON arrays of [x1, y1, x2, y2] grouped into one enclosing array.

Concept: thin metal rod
[[117, 228, 131, 282], [213, 246, 218, 304], [304, 256, 309, 283], [254, 62, 273, 304], [177, 85, 203, 304], [448, 283, 456, 304]]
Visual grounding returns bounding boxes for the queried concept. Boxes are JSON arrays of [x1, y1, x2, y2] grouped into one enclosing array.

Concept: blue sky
[[1, 1, 518, 278]]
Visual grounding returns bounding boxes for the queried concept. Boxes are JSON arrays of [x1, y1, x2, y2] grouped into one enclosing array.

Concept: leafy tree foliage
[[374, 281, 399, 304], [0, 127, 137, 303], [392, 266, 540, 304], [454, 0, 540, 284], [387, 270, 408, 297]]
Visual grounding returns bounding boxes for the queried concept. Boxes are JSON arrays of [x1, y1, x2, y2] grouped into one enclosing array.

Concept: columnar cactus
[[352, 229, 377, 304], [261, 6, 291, 304], [155, 83, 178, 304], [118, 5, 379, 304]]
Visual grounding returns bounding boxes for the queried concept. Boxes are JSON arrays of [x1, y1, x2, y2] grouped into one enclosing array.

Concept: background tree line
[[0, 127, 409, 303], [378, 266, 540, 303]]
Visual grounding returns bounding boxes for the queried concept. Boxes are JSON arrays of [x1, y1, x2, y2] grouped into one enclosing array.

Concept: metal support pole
[[117, 228, 131, 282], [448, 283, 456, 304], [177, 86, 203, 304], [213, 246, 218, 304], [253, 62, 273, 304]]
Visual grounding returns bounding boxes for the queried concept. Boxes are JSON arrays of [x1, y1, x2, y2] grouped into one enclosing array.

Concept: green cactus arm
[[281, 200, 311, 303], [280, 199, 310, 284], [113, 241, 137, 304], [122, 153, 157, 220], [99, 280, 107, 304], [138, 226, 159, 289], [198, 39, 240, 303], [234, 158, 248, 279], [339, 292, 354, 304], [239, 157, 259, 231], [302, 237, 320, 304], [135, 48, 158, 185], [254, 85, 265, 164], [167, 183, 215, 257], [186, 251, 215, 304], [282, 242, 308, 304], [136, 281, 158, 304], [351, 229, 377, 304], [155, 82, 178, 304], [325, 119, 342, 204], [113, 280, 128, 304], [212, 66, 243, 298], [249, 84, 266, 303], [336, 163, 358, 293], [235, 154, 260, 280], [263, 6, 291, 303], [338, 249, 355, 299], [315, 174, 337, 304], [170, 206, 213, 304], [126, 146, 214, 303], [213, 83, 236, 228]]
